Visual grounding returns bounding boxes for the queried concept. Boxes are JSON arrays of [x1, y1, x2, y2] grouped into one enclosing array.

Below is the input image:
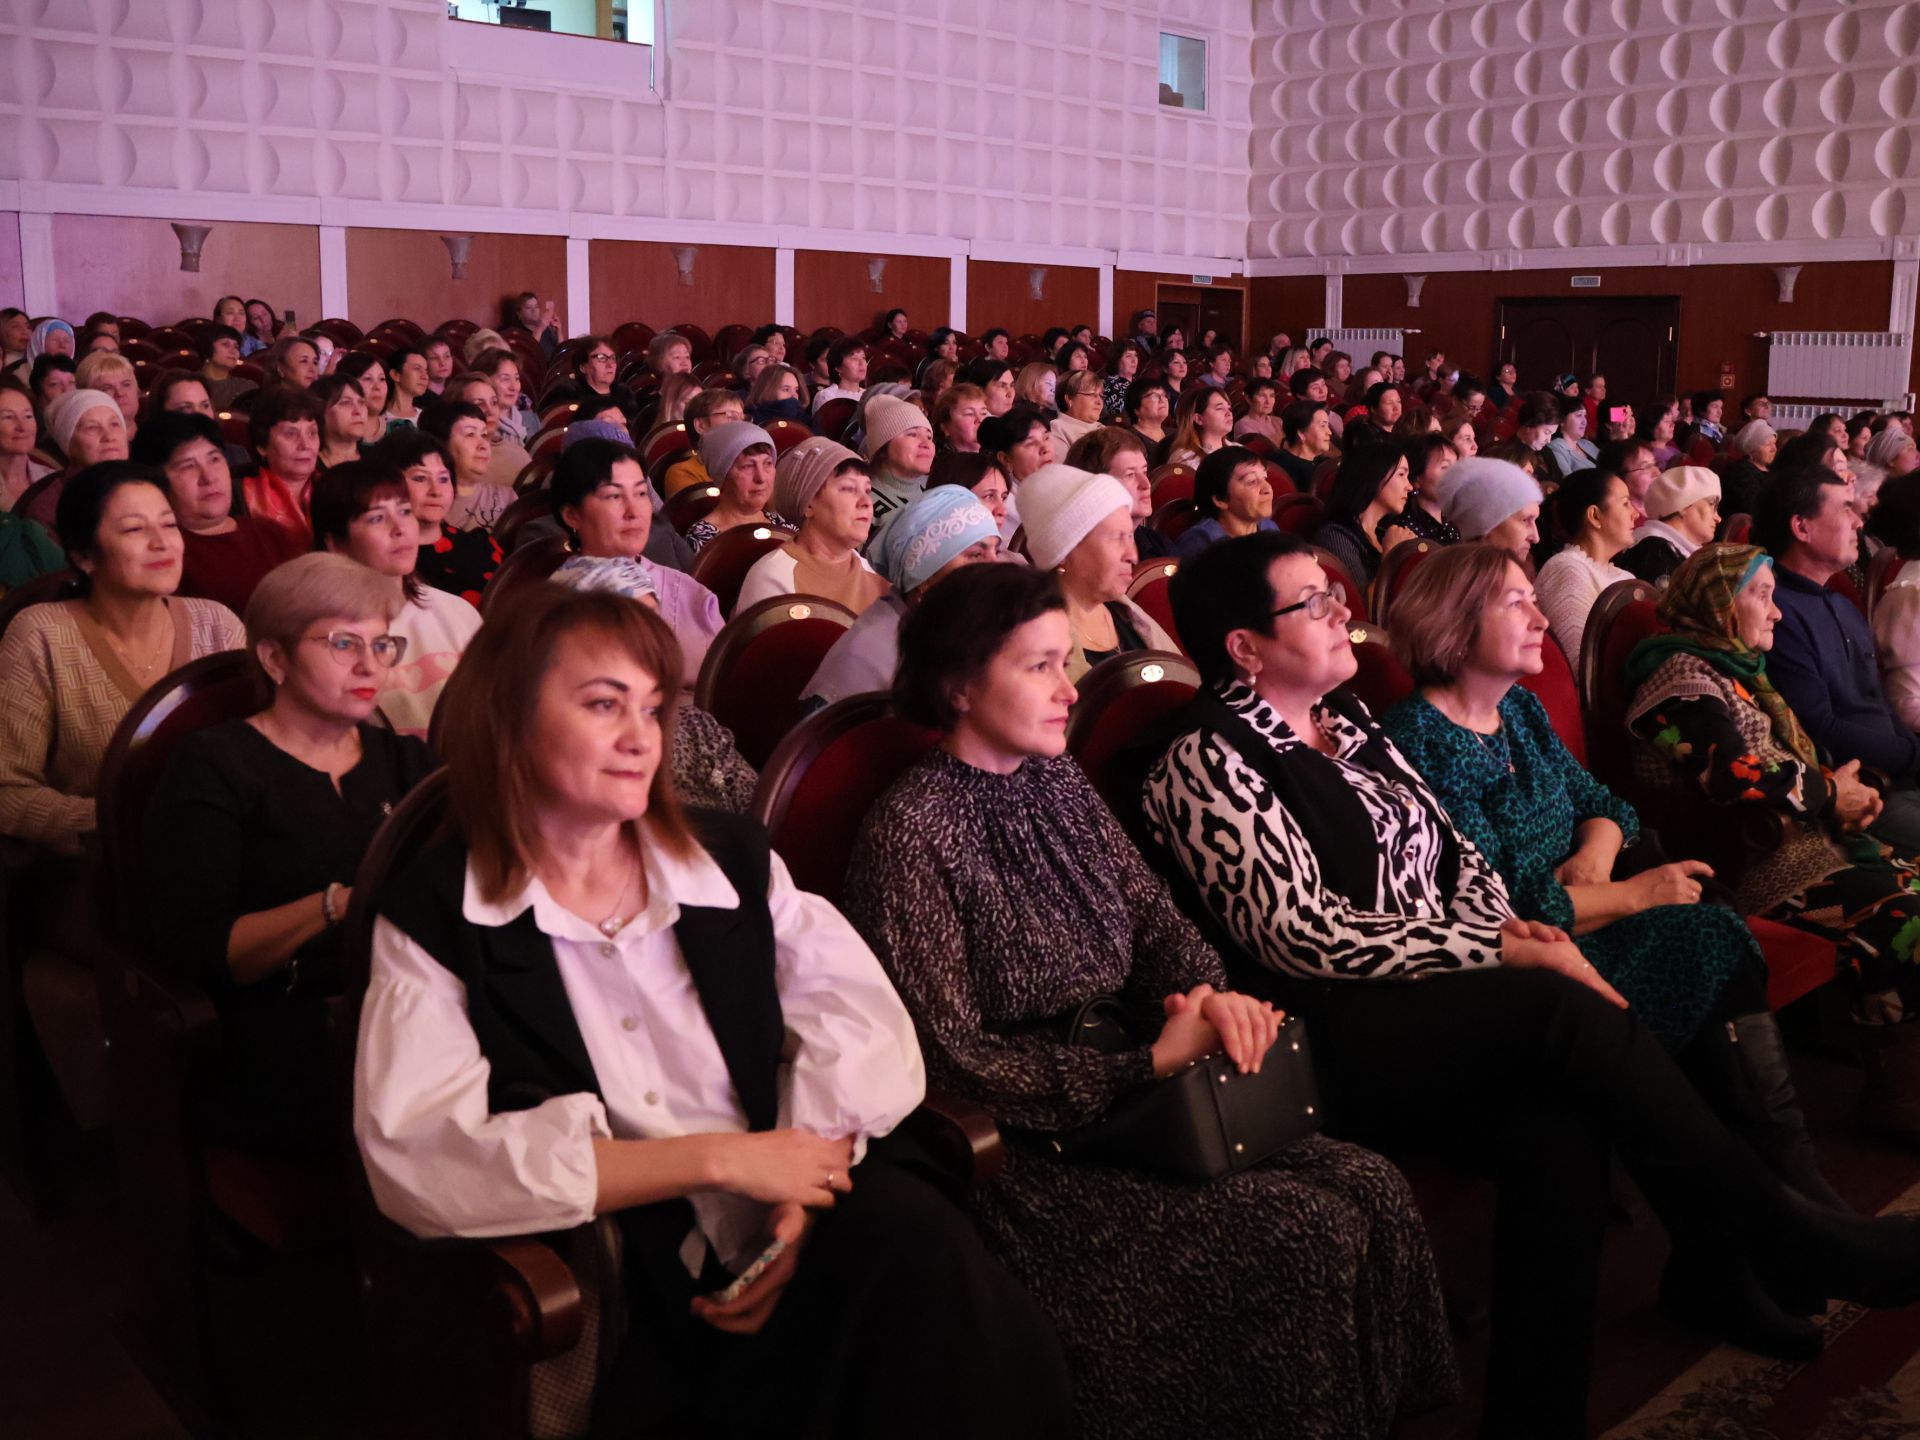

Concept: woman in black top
[[372, 428, 501, 607], [146, 553, 435, 1152]]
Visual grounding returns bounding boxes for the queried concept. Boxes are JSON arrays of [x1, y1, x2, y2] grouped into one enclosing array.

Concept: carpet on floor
[[1601, 1179, 1920, 1440]]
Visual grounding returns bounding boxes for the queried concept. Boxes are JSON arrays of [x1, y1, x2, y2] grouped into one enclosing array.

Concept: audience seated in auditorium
[[1397, 433, 1462, 544], [1628, 543, 1920, 1141], [735, 437, 888, 617], [550, 438, 724, 685], [1101, 345, 1139, 422], [1164, 386, 1234, 469], [130, 412, 300, 615], [10, 318, 74, 384], [1384, 547, 1833, 1204], [0, 307, 30, 370], [0, 374, 56, 509], [353, 584, 1070, 1438], [1019, 464, 1175, 679], [963, 359, 1017, 419], [801, 484, 999, 711], [1230, 376, 1280, 447], [381, 347, 430, 429], [259, 333, 319, 392], [420, 400, 513, 533], [861, 395, 935, 528], [30, 354, 78, 414], [330, 353, 389, 445], [1120, 376, 1173, 463], [551, 335, 640, 426], [1013, 362, 1057, 415], [445, 369, 532, 490], [925, 450, 1016, 555], [143, 552, 431, 1152], [1619, 465, 1721, 585], [243, 385, 324, 548], [1345, 383, 1404, 454], [240, 299, 278, 358], [1269, 398, 1330, 493], [1173, 445, 1278, 560], [471, 345, 534, 443], [1313, 446, 1416, 588], [745, 362, 807, 427], [310, 460, 480, 741], [1065, 426, 1169, 563], [1533, 469, 1637, 663], [370, 429, 500, 608], [1441, 456, 1543, 565], [1134, 530, 1920, 1426], [684, 422, 788, 556], [1756, 464, 1920, 855], [845, 563, 1454, 1440]]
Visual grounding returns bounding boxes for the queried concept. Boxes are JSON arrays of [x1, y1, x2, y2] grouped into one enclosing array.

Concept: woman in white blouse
[[1533, 467, 1637, 666], [354, 584, 1069, 1437]]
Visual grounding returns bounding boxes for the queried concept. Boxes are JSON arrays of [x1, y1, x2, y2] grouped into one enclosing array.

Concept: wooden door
[[1495, 296, 1680, 408], [1156, 284, 1247, 353]]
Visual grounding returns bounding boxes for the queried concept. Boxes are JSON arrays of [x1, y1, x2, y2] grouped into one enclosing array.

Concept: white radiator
[[1767, 331, 1914, 404], [1317, 327, 1405, 359], [1769, 402, 1874, 431]]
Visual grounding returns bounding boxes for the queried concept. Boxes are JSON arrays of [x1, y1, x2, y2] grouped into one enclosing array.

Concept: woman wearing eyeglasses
[[145, 552, 436, 1152]]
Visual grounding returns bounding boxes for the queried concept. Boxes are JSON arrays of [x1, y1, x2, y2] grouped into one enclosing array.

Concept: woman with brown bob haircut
[[355, 584, 1071, 1439]]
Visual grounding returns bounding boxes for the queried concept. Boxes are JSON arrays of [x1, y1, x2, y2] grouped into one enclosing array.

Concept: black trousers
[[1254, 965, 1787, 1440], [592, 1150, 1075, 1440]]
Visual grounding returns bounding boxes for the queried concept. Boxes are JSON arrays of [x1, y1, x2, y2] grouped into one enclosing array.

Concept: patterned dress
[[846, 747, 1456, 1440], [1629, 650, 1920, 1014], [1383, 687, 1754, 1051], [414, 526, 502, 609]]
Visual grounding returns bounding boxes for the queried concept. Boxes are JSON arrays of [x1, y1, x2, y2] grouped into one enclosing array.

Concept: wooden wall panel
[[50, 215, 321, 328], [1342, 261, 1897, 401], [1113, 269, 1255, 349], [793, 251, 948, 336], [346, 229, 566, 333], [1249, 277, 1326, 350], [966, 261, 1100, 341], [588, 241, 775, 336]]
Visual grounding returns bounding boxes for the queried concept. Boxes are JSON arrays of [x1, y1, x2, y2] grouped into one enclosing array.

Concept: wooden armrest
[[909, 1089, 1004, 1190], [481, 1235, 586, 1363]]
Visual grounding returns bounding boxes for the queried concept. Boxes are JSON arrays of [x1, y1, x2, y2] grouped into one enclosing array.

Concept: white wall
[[1248, 0, 1920, 277], [0, 0, 1252, 290]]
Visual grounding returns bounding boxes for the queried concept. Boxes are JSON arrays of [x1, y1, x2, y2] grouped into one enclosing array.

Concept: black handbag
[[1047, 996, 1322, 1183]]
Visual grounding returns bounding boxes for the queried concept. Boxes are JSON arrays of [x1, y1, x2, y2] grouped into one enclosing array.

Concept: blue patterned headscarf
[[26, 318, 73, 362], [873, 484, 996, 592]]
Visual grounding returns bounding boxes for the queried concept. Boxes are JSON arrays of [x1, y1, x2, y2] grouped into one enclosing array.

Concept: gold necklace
[[99, 606, 171, 682], [597, 852, 645, 938]]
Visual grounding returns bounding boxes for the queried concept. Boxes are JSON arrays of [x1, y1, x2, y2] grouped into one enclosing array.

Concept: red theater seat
[[695, 595, 857, 769], [688, 522, 797, 618], [1065, 650, 1200, 817]]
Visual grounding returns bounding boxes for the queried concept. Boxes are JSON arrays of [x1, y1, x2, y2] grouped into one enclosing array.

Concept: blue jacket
[[1767, 566, 1918, 779]]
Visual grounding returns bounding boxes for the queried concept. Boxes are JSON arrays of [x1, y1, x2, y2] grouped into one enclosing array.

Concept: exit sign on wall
[[1191, 275, 1213, 285], [1571, 275, 1602, 288]]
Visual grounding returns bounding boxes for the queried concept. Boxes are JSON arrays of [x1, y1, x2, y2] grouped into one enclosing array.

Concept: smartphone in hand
[[711, 1237, 787, 1306]]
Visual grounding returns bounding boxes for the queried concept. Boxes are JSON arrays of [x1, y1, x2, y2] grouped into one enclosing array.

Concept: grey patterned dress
[[845, 747, 1457, 1440]]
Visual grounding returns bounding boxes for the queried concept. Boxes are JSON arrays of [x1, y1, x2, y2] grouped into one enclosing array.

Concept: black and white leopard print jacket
[[1143, 682, 1515, 981]]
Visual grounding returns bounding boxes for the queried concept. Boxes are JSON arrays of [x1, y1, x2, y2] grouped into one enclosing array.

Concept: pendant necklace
[[598, 853, 642, 938], [1474, 726, 1516, 775]]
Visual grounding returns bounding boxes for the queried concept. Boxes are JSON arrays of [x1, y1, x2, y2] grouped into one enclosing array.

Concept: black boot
[[1680, 1014, 1848, 1211], [1659, 1245, 1823, 1362]]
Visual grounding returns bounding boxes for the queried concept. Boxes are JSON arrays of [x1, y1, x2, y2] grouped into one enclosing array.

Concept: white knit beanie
[[1442, 457, 1543, 539], [46, 389, 120, 456], [1017, 464, 1134, 570]]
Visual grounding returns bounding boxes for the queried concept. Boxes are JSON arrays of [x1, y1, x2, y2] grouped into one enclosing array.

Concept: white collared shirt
[[353, 821, 926, 1273]]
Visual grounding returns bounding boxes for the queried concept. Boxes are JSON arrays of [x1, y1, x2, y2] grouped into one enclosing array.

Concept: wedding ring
[[825, 1171, 837, 1187]]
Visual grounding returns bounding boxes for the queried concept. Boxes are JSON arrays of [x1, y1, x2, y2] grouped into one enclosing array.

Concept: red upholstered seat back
[[813, 398, 857, 445], [695, 596, 857, 770], [96, 651, 258, 955], [1148, 464, 1195, 508], [1272, 492, 1325, 535], [1344, 623, 1413, 716], [1579, 579, 1661, 792], [1309, 546, 1369, 623], [1126, 560, 1182, 649], [642, 423, 690, 469], [1519, 633, 1586, 766], [660, 482, 723, 536], [480, 535, 570, 615], [1372, 538, 1439, 628], [688, 523, 797, 618], [764, 418, 813, 455], [1826, 567, 1866, 617], [1065, 651, 1201, 817], [752, 695, 938, 906]]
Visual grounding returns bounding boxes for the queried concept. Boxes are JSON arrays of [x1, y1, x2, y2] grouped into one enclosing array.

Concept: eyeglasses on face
[[304, 631, 408, 667], [1271, 582, 1348, 623]]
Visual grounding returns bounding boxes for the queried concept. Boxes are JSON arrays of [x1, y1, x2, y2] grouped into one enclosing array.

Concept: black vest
[[379, 809, 784, 1294]]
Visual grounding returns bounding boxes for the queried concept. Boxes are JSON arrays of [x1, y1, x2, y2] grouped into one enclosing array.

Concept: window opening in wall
[[1159, 33, 1206, 112], [447, 0, 653, 46]]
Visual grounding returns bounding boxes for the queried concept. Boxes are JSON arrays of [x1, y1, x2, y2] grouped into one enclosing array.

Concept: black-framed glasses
[[304, 631, 408, 668], [1271, 582, 1347, 623]]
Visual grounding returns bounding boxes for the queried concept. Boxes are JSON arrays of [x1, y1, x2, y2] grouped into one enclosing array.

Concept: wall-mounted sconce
[[672, 245, 699, 287], [867, 257, 888, 293], [441, 234, 475, 280], [1772, 265, 1802, 303], [1403, 274, 1428, 308], [171, 222, 212, 273], [1028, 266, 1048, 301]]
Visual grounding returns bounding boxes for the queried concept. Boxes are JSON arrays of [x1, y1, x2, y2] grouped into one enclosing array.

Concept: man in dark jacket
[[1759, 463, 1920, 852]]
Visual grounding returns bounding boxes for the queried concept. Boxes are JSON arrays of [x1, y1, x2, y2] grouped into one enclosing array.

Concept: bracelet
[[321, 882, 342, 929]]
